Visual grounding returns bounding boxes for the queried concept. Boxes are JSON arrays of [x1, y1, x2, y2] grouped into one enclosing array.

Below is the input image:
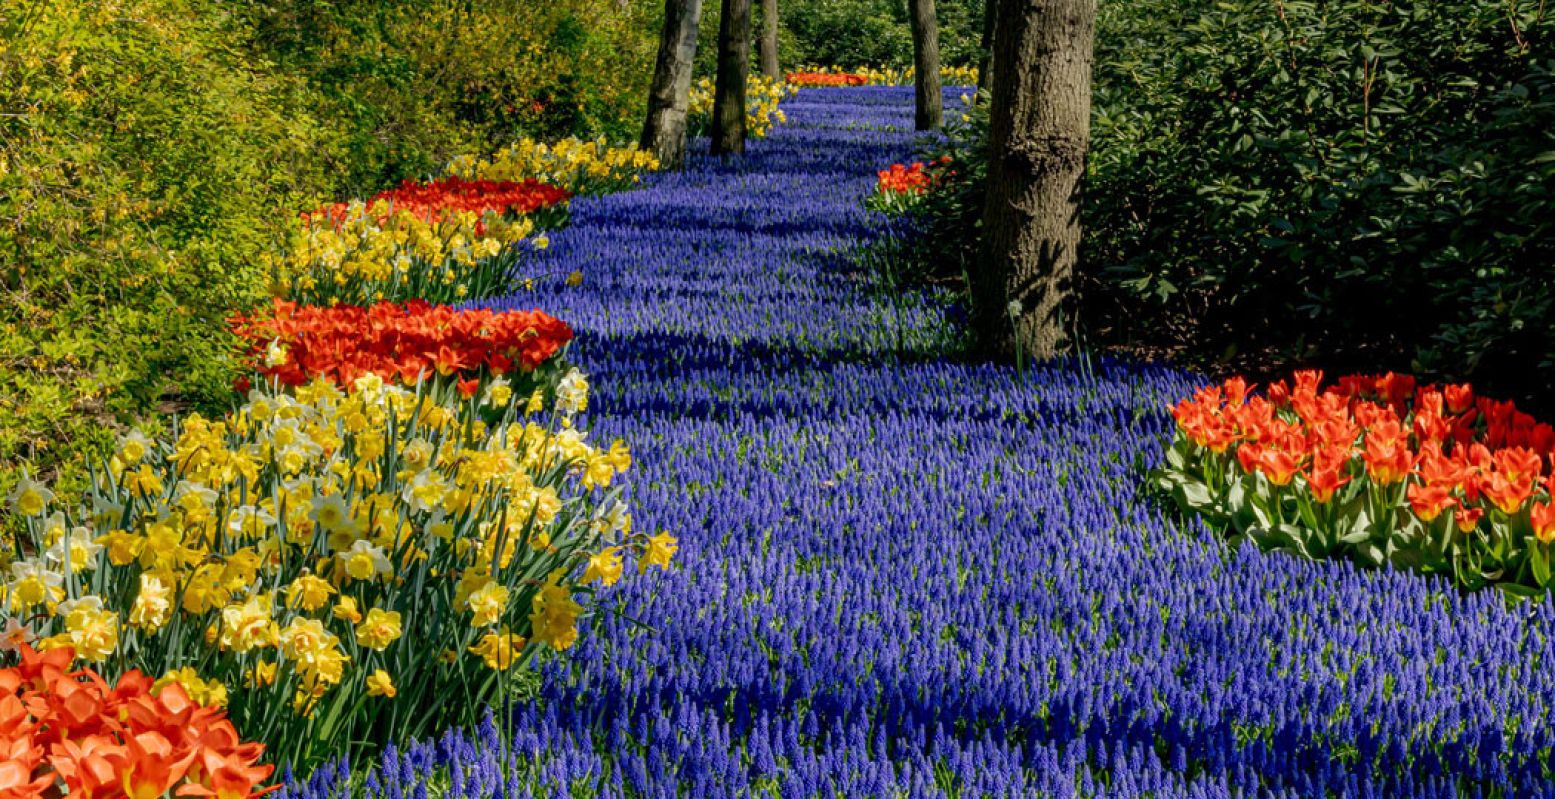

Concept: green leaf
[[1496, 582, 1543, 602], [1177, 481, 1214, 511]]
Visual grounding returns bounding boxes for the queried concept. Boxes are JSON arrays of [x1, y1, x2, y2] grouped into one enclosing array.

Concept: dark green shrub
[[697, 0, 985, 74], [905, 0, 1555, 408], [1087, 0, 1555, 404]]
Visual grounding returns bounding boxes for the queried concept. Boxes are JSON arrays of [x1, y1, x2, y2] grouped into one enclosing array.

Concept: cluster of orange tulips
[[1159, 371, 1555, 595], [0, 645, 272, 798]]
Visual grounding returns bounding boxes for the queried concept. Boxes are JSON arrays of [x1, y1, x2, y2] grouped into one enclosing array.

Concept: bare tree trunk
[[711, 0, 752, 156], [972, 0, 1096, 359], [908, 0, 942, 130], [640, 0, 705, 169], [758, 0, 780, 79], [978, 0, 995, 99]]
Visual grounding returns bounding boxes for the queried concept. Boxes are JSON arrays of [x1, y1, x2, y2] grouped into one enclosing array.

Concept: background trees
[[711, 0, 755, 154], [908, 0, 944, 129], [642, 0, 707, 167], [973, 0, 1096, 358], [759, 0, 781, 78], [891, 0, 1555, 411]]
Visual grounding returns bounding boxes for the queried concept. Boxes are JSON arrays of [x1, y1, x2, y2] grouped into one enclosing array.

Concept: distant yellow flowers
[[689, 73, 795, 139], [448, 137, 660, 196], [265, 201, 539, 307]]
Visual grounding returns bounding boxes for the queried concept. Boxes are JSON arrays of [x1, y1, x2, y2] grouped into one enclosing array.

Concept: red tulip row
[[231, 299, 574, 395]]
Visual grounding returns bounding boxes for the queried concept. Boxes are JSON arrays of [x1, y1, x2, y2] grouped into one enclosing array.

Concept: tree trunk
[[972, 0, 1096, 359], [640, 0, 705, 169], [758, 0, 780, 79], [711, 0, 753, 156], [978, 0, 996, 99], [908, 0, 942, 130]]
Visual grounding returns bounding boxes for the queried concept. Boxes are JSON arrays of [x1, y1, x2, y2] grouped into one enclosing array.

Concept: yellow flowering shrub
[[688, 73, 797, 139], [2, 371, 671, 771], [0, 0, 334, 503], [448, 138, 662, 196]]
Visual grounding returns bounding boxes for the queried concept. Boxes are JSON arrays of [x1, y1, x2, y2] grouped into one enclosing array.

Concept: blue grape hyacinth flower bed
[[280, 87, 1555, 798]]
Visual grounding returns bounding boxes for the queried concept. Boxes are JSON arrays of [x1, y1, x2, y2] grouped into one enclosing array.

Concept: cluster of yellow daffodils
[[447, 137, 661, 196], [264, 200, 548, 307], [3, 368, 672, 768], [688, 73, 796, 139]]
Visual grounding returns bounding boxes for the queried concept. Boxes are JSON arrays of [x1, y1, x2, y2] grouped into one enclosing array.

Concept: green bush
[[696, 0, 985, 75], [902, 0, 1555, 409], [0, 0, 332, 495], [1086, 0, 1555, 404]]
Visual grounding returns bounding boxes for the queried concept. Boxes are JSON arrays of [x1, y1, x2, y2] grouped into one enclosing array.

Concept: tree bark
[[640, 0, 705, 169], [711, 0, 752, 156], [908, 0, 943, 130], [758, 0, 780, 80], [972, 0, 1096, 359]]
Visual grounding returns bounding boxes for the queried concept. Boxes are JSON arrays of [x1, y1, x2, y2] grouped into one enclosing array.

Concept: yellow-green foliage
[[0, 0, 662, 502], [0, 0, 333, 496], [240, 0, 661, 194]]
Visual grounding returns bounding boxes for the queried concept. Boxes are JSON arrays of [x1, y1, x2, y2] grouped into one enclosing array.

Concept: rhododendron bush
[[0, 644, 273, 797], [1157, 371, 1555, 596]]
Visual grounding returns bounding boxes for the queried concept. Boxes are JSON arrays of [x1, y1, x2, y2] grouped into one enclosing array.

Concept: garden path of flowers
[[284, 88, 1555, 798]]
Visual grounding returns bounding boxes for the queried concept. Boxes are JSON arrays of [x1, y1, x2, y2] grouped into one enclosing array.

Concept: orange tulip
[[1407, 482, 1456, 522], [1481, 471, 1534, 516], [0, 645, 273, 799], [1257, 449, 1303, 487], [181, 748, 279, 799], [1415, 449, 1465, 491], [1222, 376, 1249, 406], [1494, 447, 1544, 485], [1412, 392, 1450, 445], [1455, 506, 1485, 534], [47, 735, 122, 796], [1444, 383, 1474, 414], [119, 732, 197, 799], [1528, 500, 1555, 545], [1306, 463, 1351, 503], [1236, 443, 1262, 475], [1362, 419, 1414, 485]]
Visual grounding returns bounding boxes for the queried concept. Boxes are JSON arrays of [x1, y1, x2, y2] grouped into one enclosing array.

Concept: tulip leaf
[[1496, 582, 1543, 601]]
